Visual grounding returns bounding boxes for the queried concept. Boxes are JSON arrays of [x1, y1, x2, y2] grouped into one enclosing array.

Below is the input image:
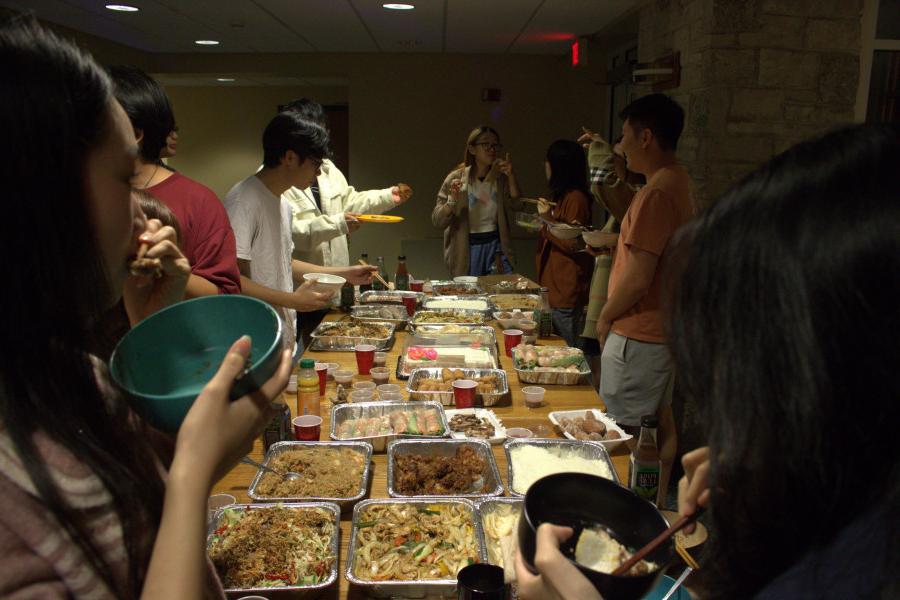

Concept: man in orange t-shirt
[[597, 94, 694, 506]]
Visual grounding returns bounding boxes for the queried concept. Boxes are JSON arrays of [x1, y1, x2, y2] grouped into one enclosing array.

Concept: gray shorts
[[599, 331, 674, 427]]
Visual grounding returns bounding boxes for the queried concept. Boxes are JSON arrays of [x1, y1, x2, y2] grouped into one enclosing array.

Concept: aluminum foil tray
[[487, 294, 541, 311], [246, 440, 372, 509], [476, 497, 524, 570], [386, 438, 503, 499], [349, 304, 410, 330], [360, 290, 425, 305], [513, 360, 591, 385], [346, 498, 486, 598], [410, 309, 486, 330], [308, 320, 395, 352], [207, 501, 340, 597], [330, 400, 449, 452], [412, 325, 497, 347], [422, 295, 494, 316], [430, 282, 485, 296], [503, 438, 618, 497], [406, 367, 509, 407]]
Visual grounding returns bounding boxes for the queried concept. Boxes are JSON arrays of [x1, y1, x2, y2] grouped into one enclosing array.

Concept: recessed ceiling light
[[194, 39, 220, 46], [383, 3, 415, 9], [105, 4, 139, 11], [216, 78, 235, 82]]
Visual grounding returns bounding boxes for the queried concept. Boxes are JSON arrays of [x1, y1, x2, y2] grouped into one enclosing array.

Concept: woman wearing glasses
[[433, 126, 522, 277]]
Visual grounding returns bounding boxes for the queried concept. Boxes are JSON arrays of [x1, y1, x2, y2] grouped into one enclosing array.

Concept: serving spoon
[[240, 456, 301, 481]]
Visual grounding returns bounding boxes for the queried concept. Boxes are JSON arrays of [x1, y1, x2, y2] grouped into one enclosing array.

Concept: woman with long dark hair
[[535, 139, 593, 347], [0, 16, 290, 598], [516, 124, 900, 599], [433, 125, 522, 277]]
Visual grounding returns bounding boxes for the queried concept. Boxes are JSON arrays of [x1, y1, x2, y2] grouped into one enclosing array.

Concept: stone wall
[[638, 0, 863, 207]]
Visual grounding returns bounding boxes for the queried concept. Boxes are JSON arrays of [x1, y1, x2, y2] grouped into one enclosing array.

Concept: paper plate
[[357, 214, 404, 223]]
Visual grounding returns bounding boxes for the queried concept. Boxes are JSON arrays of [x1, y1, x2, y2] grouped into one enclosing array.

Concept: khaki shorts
[[599, 331, 674, 427]]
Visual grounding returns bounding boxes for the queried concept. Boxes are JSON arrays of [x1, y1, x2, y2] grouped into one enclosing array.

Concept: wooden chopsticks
[[611, 509, 704, 576], [675, 541, 699, 570], [520, 197, 556, 207], [358, 258, 390, 289]]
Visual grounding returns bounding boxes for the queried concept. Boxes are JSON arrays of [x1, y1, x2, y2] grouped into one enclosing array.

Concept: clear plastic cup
[[370, 367, 390, 384], [521, 386, 546, 408]]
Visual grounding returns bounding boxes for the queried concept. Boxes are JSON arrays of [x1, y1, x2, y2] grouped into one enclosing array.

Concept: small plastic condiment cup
[[355, 343, 376, 375], [353, 381, 376, 392], [379, 392, 403, 402], [350, 389, 375, 403], [506, 427, 534, 439], [377, 383, 402, 395], [521, 386, 546, 408], [292, 415, 322, 440], [207, 493, 236, 521], [325, 362, 340, 380], [333, 370, 354, 385], [374, 352, 388, 367], [452, 379, 478, 409], [314, 362, 328, 395], [370, 367, 390, 384], [503, 329, 523, 357], [516, 320, 537, 336]]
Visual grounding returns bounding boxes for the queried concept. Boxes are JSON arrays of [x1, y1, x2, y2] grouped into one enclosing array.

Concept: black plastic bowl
[[519, 472, 673, 600]]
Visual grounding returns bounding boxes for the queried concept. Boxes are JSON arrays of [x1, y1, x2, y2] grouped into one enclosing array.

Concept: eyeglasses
[[472, 142, 503, 151]]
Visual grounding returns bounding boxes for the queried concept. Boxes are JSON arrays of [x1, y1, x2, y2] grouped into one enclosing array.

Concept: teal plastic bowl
[[644, 574, 691, 599], [110, 295, 283, 433]]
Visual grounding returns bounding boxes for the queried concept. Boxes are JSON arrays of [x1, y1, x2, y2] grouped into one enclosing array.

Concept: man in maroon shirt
[[109, 66, 240, 296]]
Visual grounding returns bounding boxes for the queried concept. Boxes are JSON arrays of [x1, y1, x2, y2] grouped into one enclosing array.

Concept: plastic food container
[[386, 438, 504, 499], [406, 367, 509, 407], [333, 370, 354, 385], [504, 438, 618, 497], [521, 386, 546, 408], [330, 400, 450, 452]]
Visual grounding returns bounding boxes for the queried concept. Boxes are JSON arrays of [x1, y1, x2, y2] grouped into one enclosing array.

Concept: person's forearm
[[507, 173, 521, 199], [239, 275, 296, 310], [541, 228, 582, 255], [600, 277, 650, 325], [140, 464, 208, 599], [183, 273, 218, 299]]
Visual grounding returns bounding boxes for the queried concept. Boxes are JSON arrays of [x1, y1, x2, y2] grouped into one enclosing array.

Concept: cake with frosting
[[405, 345, 495, 369]]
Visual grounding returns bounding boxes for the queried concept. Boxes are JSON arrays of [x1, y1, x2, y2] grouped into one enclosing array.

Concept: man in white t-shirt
[[224, 112, 376, 350]]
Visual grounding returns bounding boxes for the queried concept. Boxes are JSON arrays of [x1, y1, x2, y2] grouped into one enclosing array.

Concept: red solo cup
[[410, 280, 424, 292], [292, 415, 322, 440], [402, 294, 417, 316], [355, 344, 376, 375], [452, 379, 478, 408], [503, 329, 523, 357], [314, 362, 328, 395]]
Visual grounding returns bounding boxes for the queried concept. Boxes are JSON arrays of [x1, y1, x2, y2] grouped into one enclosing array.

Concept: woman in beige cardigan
[[432, 126, 522, 277]]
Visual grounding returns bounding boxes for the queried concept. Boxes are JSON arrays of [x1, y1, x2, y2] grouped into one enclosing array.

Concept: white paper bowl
[[548, 222, 583, 240], [303, 272, 346, 296], [582, 230, 619, 248]]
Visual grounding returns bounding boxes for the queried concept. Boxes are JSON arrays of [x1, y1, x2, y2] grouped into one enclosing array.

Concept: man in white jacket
[[281, 98, 413, 268]]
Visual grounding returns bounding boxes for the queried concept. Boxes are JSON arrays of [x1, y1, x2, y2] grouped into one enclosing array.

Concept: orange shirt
[[608, 164, 694, 343]]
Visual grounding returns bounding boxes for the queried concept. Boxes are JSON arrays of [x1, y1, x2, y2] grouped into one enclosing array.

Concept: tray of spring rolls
[[511, 344, 591, 385], [346, 498, 486, 598], [350, 303, 411, 330], [421, 295, 494, 316], [429, 281, 485, 296], [477, 497, 523, 583], [246, 440, 373, 509], [330, 400, 449, 452], [359, 290, 425, 306], [406, 367, 509, 407], [308, 320, 395, 351], [207, 501, 340, 596], [386, 438, 504, 499]]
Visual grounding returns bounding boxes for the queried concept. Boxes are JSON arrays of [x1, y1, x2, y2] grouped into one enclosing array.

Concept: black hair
[[619, 93, 684, 152], [108, 65, 176, 164], [279, 97, 326, 128], [134, 189, 181, 244], [0, 16, 165, 597], [261, 112, 329, 169], [666, 124, 900, 599], [546, 139, 590, 202]]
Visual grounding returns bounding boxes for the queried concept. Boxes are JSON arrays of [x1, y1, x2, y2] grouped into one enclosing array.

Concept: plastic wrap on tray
[[410, 309, 486, 329], [330, 400, 449, 452], [346, 498, 486, 598], [406, 367, 508, 406], [397, 343, 499, 379], [386, 438, 504, 498], [309, 320, 395, 351], [412, 325, 497, 347], [504, 439, 618, 497], [512, 344, 590, 385], [350, 304, 410, 330], [246, 440, 372, 509], [359, 290, 425, 305], [207, 502, 340, 596], [488, 293, 541, 311], [422, 295, 493, 315]]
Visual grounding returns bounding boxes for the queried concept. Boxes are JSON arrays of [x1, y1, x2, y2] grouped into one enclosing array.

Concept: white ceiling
[[2, 0, 640, 55]]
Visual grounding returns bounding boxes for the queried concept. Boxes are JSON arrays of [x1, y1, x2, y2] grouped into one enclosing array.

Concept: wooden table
[[212, 311, 629, 599]]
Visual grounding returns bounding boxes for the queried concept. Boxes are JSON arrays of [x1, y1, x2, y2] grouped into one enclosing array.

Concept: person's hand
[[678, 446, 711, 534], [595, 317, 611, 347], [495, 153, 514, 176], [515, 524, 603, 600], [577, 126, 606, 150], [449, 177, 465, 200], [341, 264, 377, 286], [172, 336, 291, 487], [537, 198, 552, 217], [291, 279, 333, 312], [344, 211, 362, 234], [612, 150, 628, 182], [392, 183, 413, 204], [123, 218, 190, 323]]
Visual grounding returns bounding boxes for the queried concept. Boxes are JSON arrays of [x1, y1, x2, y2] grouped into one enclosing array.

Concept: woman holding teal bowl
[[0, 16, 290, 598]]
